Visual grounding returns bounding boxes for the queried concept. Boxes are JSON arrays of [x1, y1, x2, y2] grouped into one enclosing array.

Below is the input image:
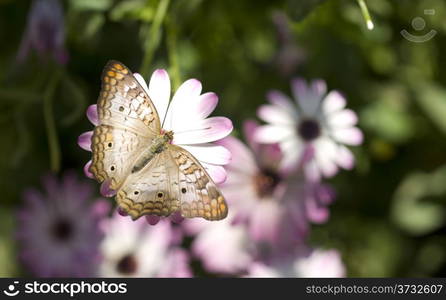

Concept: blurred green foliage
[[1, 0, 446, 277]]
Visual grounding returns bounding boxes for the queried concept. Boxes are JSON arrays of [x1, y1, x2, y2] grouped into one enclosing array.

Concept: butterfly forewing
[[90, 61, 161, 189]]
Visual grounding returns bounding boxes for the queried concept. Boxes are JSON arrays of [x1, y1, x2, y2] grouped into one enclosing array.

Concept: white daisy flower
[[254, 78, 363, 181]]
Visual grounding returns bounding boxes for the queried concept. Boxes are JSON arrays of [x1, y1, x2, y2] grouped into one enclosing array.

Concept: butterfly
[[89, 60, 228, 221]]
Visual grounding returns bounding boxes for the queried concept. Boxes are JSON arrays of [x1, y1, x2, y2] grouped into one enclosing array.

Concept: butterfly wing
[[90, 60, 161, 190], [116, 150, 181, 220], [167, 144, 228, 221], [116, 145, 228, 221]]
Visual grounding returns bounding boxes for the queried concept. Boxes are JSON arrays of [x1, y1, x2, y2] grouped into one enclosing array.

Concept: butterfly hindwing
[[115, 151, 181, 220], [167, 144, 228, 221]]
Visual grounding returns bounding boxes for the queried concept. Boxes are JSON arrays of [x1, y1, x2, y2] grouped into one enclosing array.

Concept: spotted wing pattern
[[90, 61, 161, 190]]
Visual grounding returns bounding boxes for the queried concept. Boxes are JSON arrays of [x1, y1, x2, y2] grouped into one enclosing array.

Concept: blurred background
[[1, 0, 446, 277]]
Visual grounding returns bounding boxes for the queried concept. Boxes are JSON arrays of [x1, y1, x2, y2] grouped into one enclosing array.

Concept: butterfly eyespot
[[119, 106, 124, 112], [134, 191, 139, 195], [110, 165, 116, 171], [157, 192, 163, 198], [108, 142, 113, 148], [181, 188, 187, 194]]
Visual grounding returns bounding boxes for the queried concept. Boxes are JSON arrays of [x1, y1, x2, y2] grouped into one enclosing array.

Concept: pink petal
[[323, 91, 346, 114], [267, 90, 297, 117], [78, 131, 93, 151], [327, 109, 358, 128], [216, 136, 257, 175], [86, 104, 99, 126], [173, 117, 233, 145], [170, 211, 184, 224], [202, 163, 227, 184], [146, 215, 161, 225], [253, 125, 294, 143], [100, 179, 116, 197], [117, 207, 128, 217], [164, 79, 202, 130], [181, 144, 231, 165], [305, 197, 330, 224], [249, 201, 283, 243], [257, 104, 295, 125], [243, 120, 261, 154], [83, 160, 94, 179], [332, 127, 364, 145], [335, 145, 355, 170], [193, 92, 219, 120], [148, 69, 171, 124]]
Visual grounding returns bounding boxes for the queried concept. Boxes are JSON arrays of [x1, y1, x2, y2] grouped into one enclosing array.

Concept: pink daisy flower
[[254, 78, 363, 181], [79, 68, 233, 224], [99, 212, 191, 277], [16, 172, 109, 277]]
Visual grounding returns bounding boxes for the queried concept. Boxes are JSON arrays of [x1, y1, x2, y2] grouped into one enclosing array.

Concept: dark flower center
[[51, 219, 73, 242], [116, 254, 137, 275], [297, 119, 321, 141], [254, 169, 281, 198]]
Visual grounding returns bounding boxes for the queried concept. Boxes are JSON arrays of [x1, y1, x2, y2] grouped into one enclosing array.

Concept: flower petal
[[146, 215, 161, 225], [257, 104, 295, 125], [279, 138, 304, 173], [181, 144, 231, 166], [327, 109, 358, 128], [292, 78, 325, 116], [147, 69, 171, 124], [190, 92, 218, 120], [86, 104, 99, 126], [173, 117, 233, 145], [267, 90, 298, 118], [100, 180, 117, 197], [253, 125, 294, 143], [202, 163, 227, 184], [78, 131, 93, 151], [249, 201, 283, 243], [322, 91, 346, 115], [332, 127, 363, 145], [335, 145, 355, 170], [216, 136, 258, 175], [83, 160, 94, 179], [164, 79, 202, 131]]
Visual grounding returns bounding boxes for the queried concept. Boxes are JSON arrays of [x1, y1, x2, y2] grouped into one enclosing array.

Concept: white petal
[[279, 138, 304, 172], [292, 78, 325, 116], [266, 90, 298, 118], [253, 125, 294, 143], [332, 127, 363, 145], [202, 163, 227, 184], [327, 109, 358, 128], [322, 91, 346, 114], [163, 79, 202, 130], [147, 69, 171, 124], [314, 139, 339, 177], [257, 104, 295, 125], [181, 144, 231, 166], [173, 117, 232, 144]]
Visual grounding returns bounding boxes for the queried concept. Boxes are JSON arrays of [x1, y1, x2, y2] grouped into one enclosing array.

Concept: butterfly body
[[89, 61, 228, 221], [131, 131, 173, 174]]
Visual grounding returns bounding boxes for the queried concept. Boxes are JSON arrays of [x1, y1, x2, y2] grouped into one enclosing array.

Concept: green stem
[[166, 17, 181, 90], [43, 70, 62, 173], [357, 0, 374, 30], [140, 0, 171, 78]]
